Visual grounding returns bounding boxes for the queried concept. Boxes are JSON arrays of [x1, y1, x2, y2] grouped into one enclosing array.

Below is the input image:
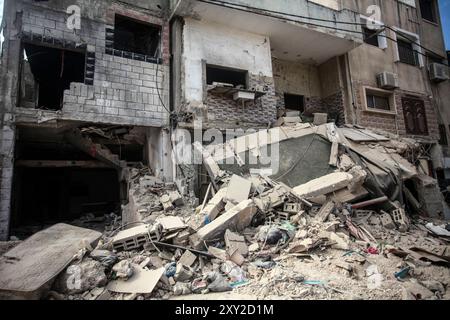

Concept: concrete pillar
[[146, 127, 174, 183], [0, 117, 15, 240]]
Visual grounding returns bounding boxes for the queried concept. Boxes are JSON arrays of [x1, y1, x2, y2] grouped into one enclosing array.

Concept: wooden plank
[[0, 224, 101, 300]]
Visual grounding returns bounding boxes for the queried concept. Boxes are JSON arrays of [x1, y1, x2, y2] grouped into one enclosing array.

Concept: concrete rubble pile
[[1, 120, 449, 300]]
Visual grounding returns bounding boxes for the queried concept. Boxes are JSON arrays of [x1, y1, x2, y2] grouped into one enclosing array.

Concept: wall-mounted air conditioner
[[429, 63, 449, 82], [376, 72, 399, 90]]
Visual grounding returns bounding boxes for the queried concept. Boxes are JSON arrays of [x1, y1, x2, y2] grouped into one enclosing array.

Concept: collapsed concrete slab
[[190, 199, 257, 249], [0, 224, 101, 300], [292, 172, 354, 199], [201, 187, 227, 222]]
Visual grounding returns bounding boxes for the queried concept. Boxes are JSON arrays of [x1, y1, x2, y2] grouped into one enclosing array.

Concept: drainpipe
[[345, 53, 357, 126]]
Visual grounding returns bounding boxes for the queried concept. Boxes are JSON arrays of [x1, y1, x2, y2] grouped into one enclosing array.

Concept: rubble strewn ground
[[0, 121, 449, 300]]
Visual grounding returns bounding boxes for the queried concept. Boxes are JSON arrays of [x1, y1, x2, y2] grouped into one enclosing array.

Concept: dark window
[[114, 14, 161, 57], [398, 38, 419, 66], [439, 124, 448, 145], [206, 65, 247, 88], [284, 93, 304, 112], [402, 97, 428, 135], [427, 54, 444, 64], [22, 43, 85, 110], [366, 93, 390, 111], [363, 27, 379, 47], [420, 0, 437, 23]]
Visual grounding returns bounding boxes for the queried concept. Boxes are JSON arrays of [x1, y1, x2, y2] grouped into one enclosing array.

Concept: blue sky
[[440, 0, 450, 50]]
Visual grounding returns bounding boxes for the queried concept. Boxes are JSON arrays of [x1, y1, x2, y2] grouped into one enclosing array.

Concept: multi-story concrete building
[[168, 0, 449, 199], [0, 0, 173, 240], [0, 0, 448, 239]]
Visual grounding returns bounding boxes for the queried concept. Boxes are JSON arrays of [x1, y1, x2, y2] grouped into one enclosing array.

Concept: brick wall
[[276, 91, 346, 126], [19, 1, 170, 127], [204, 74, 277, 128], [354, 81, 439, 140]]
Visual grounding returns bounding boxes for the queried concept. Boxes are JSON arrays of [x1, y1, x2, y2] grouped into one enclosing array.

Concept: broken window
[[21, 43, 85, 110], [363, 27, 380, 47], [206, 64, 248, 88], [366, 93, 390, 111], [398, 38, 419, 66], [420, 0, 437, 23], [114, 14, 161, 58], [284, 93, 305, 112]]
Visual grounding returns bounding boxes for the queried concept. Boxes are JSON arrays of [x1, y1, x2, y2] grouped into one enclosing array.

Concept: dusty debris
[[55, 259, 107, 294], [3, 122, 450, 301], [107, 266, 165, 294]]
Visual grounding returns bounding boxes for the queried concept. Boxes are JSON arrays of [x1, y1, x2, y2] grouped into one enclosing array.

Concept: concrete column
[[146, 127, 174, 183], [0, 117, 15, 240]]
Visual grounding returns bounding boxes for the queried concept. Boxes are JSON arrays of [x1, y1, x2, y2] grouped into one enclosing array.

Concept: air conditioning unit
[[429, 63, 449, 82], [377, 72, 399, 90]]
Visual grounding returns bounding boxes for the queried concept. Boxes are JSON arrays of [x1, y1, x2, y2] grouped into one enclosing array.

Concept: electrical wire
[[197, 0, 447, 60]]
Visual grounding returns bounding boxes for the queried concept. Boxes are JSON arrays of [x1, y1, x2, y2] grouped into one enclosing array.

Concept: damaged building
[[0, 0, 450, 301], [0, 0, 173, 239]]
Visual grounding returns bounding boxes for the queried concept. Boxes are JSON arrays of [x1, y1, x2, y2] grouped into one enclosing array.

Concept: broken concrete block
[[160, 194, 174, 211], [347, 166, 367, 192], [254, 185, 289, 211], [157, 216, 186, 232], [293, 172, 354, 199], [201, 187, 227, 222], [225, 175, 252, 207], [55, 258, 107, 295], [248, 243, 260, 252], [380, 211, 396, 230], [112, 224, 160, 251], [193, 141, 224, 182], [191, 199, 257, 249], [228, 249, 245, 266], [338, 154, 355, 172], [178, 250, 197, 267], [315, 200, 335, 222], [278, 211, 291, 222], [225, 229, 248, 257], [208, 246, 228, 261], [169, 190, 184, 206], [112, 260, 134, 279], [392, 208, 409, 232], [174, 264, 194, 282], [319, 231, 350, 251], [148, 256, 164, 268], [284, 202, 301, 214], [313, 113, 328, 125]]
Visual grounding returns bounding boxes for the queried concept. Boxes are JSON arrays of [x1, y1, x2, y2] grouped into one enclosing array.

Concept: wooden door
[[402, 98, 428, 135]]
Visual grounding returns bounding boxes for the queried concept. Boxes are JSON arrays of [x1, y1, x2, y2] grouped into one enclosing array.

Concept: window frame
[[362, 86, 397, 115], [360, 15, 388, 50], [205, 64, 249, 89], [393, 27, 424, 68], [112, 14, 162, 59], [419, 0, 438, 24]]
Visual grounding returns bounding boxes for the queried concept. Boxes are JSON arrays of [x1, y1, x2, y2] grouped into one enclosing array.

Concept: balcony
[[170, 0, 363, 64]]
